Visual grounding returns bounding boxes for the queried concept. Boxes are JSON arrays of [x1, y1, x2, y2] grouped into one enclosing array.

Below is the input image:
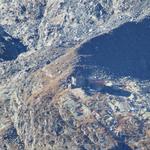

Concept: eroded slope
[[0, 0, 150, 150]]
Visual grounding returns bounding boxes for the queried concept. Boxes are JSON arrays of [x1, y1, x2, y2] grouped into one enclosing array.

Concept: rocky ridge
[[0, 0, 150, 150]]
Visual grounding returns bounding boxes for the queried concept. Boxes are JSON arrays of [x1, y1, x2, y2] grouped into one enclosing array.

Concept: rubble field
[[0, 0, 150, 150]]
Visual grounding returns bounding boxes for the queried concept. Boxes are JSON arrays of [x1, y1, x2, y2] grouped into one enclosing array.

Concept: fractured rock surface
[[0, 0, 150, 150]]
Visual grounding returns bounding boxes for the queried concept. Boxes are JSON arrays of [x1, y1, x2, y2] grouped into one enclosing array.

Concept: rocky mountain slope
[[0, 0, 150, 150]]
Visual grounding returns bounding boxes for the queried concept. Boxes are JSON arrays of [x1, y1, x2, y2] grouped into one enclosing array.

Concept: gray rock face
[[0, 0, 150, 150]]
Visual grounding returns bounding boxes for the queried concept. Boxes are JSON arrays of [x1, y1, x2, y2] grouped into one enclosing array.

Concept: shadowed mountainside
[[0, 1, 150, 149], [0, 27, 27, 61], [78, 18, 150, 80]]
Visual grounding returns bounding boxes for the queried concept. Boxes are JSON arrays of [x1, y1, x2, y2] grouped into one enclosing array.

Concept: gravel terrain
[[0, 0, 150, 149]]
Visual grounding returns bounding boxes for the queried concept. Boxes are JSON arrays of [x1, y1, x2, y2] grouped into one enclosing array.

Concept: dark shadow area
[[86, 80, 131, 97], [84, 85, 131, 97], [69, 76, 131, 97], [77, 18, 150, 80], [3, 126, 24, 149], [110, 143, 133, 150], [98, 86, 131, 97], [0, 26, 27, 61]]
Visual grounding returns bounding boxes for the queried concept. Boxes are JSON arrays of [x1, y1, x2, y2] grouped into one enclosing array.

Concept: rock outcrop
[[0, 0, 150, 150]]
